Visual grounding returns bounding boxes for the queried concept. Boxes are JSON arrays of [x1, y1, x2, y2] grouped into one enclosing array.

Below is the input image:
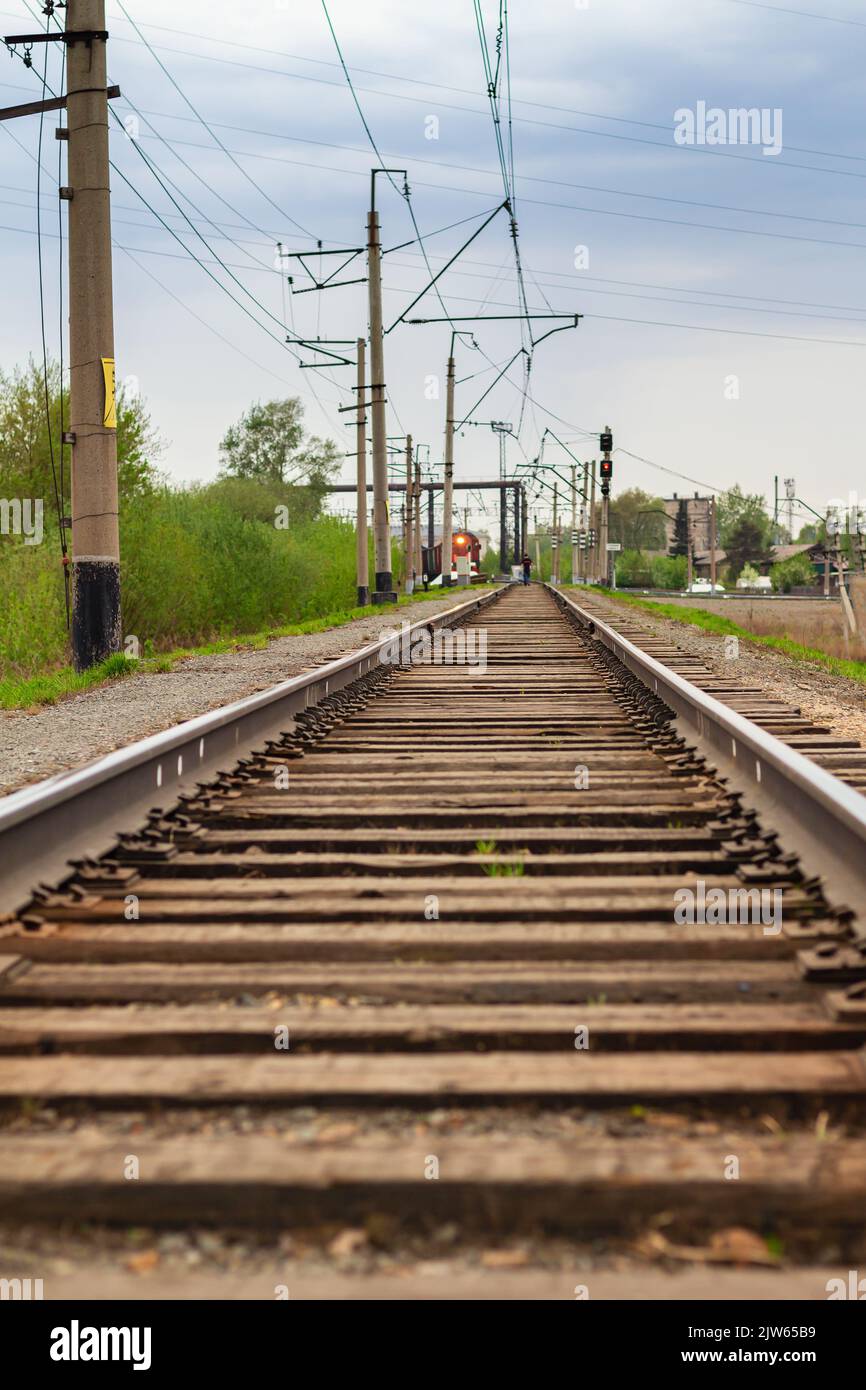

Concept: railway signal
[[598, 427, 613, 585]]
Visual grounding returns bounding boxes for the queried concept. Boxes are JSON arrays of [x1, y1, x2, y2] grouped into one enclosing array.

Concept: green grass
[[147, 587, 464, 670], [578, 586, 866, 687], [0, 585, 473, 709], [473, 838, 528, 876], [0, 652, 139, 710]]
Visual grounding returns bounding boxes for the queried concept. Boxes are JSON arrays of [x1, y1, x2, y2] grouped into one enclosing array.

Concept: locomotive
[[422, 530, 484, 584]]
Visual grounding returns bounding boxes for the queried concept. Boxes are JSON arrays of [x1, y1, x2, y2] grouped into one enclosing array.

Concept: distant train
[[422, 529, 484, 584]]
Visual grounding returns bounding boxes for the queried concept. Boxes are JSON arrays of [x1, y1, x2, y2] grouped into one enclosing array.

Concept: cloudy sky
[[1, 0, 865, 535]]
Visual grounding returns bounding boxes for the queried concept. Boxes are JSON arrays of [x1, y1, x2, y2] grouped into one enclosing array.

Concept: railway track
[[1, 582, 866, 1300], [568, 588, 866, 793]]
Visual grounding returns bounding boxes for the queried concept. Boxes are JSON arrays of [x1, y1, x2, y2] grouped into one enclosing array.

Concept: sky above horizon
[[2, 0, 865, 537]]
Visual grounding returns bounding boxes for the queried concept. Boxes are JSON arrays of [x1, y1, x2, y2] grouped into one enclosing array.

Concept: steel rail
[[549, 585, 866, 925], [0, 587, 505, 916]]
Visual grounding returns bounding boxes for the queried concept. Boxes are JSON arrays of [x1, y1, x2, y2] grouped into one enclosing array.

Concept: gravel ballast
[[0, 592, 482, 796], [579, 591, 866, 750]]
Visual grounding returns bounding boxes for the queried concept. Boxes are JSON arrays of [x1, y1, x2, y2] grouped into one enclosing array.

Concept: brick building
[[662, 493, 714, 554]]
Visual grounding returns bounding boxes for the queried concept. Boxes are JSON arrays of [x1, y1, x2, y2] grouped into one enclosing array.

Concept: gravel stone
[[583, 592, 866, 751], [0, 593, 478, 795]]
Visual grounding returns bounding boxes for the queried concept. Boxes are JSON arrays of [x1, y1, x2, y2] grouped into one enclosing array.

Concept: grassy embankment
[[0, 487, 460, 709]]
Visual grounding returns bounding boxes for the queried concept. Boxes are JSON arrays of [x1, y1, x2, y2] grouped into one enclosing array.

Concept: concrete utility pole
[[534, 513, 541, 577], [366, 196, 395, 602], [67, 4, 120, 669], [709, 495, 717, 593], [442, 354, 455, 585], [355, 338, 369, 606], [588, 460, 597, 582], [491, 421, 512, 575], [404, 434, 414, 593], [600, 492, 610, 586], [413, 452, 422, 581], [552, 481, 559, 585], [570, 464, 578, 584]]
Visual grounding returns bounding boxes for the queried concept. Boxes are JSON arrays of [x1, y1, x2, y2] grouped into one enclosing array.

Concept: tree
[[0, 358, 161, 505], [725, 517, 772, 578], [797, 523, 818, 544], [219, 397, 339, 488], [610, 488, 667, 550], [670, 498, 689, 557], [651, 553, 687, 589], [771, 550, 816, 592], [615, 548, 653, 587], [716, 485, 772, 551]]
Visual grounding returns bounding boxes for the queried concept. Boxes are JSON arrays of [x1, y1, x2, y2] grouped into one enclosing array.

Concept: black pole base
[[71, 558, 121, 672], [357, 585, 371, 607], [372, 571, 397, 604]]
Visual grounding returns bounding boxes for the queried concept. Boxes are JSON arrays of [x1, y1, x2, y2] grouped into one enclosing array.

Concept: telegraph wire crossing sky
[[1, 0, 864, 532]]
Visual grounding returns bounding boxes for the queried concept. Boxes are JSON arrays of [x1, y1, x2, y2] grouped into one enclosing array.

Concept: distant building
[[692, 548, 727, 579], [662, 493, 713, 554]]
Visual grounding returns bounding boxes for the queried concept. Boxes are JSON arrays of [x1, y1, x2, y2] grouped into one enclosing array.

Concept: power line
[[32, 0, 67, 614], [721, 0, 866, 26], [386, 281, 866, 348], [383, 254, 866, 329], [11, 34, 315, 360], [68, 18, 866, 182], [109, 127, 866, 256], [7, 16, 350, 441], [472, 0, 532, 433], [79, 10, 866, 167], [118, 245, 325, 397], [9, 210, 866, 348], [10, 35, 354, 448], [13, 168, 858, 324], [319, 0, 455, 330], [116, 98, 279, 274], [47, 92, 866, 236], [114, 0, 318, 241]]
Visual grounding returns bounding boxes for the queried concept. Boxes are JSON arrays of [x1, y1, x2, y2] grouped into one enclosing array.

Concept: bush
[[0, 483, 373, 676], [619, 553, 688, 589], [771, 551, 817, 593]]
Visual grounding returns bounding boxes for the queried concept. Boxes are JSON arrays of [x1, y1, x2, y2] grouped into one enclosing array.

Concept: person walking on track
[[522, 553, 532, 585]]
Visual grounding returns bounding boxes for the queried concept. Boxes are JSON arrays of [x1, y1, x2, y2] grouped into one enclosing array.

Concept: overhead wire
[[473, 0, 532, 433], [66, 17, 866, 181], [8, 16, 345, 433], [114, 0, 317, 241], [319, 0, 455, 332], [59, 116, 866, 255], [58, 94, 866, 236], [32, 1, 68, 619], [39, 10, 857, 168]]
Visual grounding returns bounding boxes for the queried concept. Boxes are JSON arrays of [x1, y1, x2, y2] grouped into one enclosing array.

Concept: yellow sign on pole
[[101, 356, 117, 429]]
